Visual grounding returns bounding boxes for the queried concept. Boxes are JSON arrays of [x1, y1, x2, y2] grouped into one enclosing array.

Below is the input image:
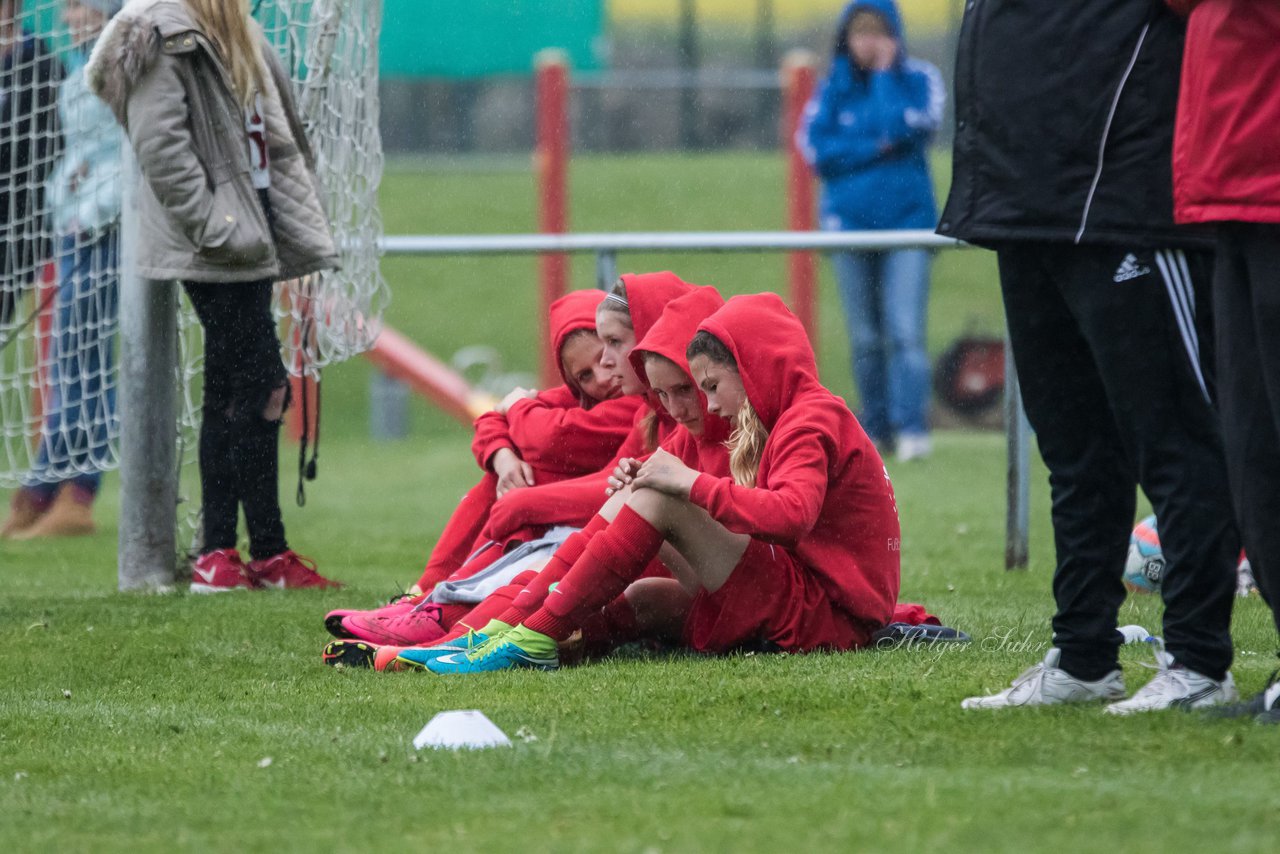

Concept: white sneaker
[[1104, 638, 1237, 715], [896, 433, 933, 462], [961, 648, 1126, 709]]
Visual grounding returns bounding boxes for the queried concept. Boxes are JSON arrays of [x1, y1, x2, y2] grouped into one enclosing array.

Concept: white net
[[0, 0, 387, 490]]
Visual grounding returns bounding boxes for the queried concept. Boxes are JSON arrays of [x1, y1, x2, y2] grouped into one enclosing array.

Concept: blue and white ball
[[1124, 515, 1164, 594]]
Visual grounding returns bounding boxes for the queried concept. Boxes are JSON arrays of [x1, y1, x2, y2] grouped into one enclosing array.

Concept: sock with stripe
[[434, 568, 540, 644], [498, 514, 611, 625], [522, 506, 664, 641]]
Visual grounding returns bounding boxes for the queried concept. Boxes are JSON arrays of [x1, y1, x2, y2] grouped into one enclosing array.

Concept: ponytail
[[727, 401, 767, 487], [687, 330, 768, 487]]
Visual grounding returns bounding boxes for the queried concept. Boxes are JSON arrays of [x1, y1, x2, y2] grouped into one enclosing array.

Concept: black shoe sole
[[323, 640, 377, 668], [324, 613, 355, 638]]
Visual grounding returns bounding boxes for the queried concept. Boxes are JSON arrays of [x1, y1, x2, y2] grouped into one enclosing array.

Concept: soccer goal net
[[0, 0, 387, 491]]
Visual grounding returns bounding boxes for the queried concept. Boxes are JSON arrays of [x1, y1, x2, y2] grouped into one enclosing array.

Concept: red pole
[[535, 49, 570, 389], [782, 51, 817, 342], [284, 286, 318, 444], [31, 262, 57, 434]]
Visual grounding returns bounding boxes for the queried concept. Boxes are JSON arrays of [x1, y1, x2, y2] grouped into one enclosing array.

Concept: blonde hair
[[727, 400, 767, 488], [184, 0, 265, 107]]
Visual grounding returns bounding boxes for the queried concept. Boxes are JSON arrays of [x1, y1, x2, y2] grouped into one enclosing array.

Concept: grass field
[[3, 154, 1279, 851]]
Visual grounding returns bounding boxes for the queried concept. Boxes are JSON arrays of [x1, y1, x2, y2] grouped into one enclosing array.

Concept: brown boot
[[1, 487, 51, 539], [12, 484, 95, 540]]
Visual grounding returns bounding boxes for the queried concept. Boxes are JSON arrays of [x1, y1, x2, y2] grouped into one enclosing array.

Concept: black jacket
[[1, 31, 63, 326], [937, 0, 1210, 250]]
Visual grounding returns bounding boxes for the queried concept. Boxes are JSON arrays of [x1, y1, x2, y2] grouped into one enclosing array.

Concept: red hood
[[619, 271, 697, 343], [697, 293, 822, 431], [630, 287, 732, 442], [629, 286, 725, 388], [549, 289, 606, 387]]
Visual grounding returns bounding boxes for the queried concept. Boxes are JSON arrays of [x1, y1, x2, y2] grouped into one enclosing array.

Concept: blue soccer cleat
[[394, 629, 493, 671], [426, 625, 559, 674]]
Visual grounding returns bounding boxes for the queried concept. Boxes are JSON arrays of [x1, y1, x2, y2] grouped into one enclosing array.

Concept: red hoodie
[[1170, 0, 1280, 224], [483, 272, 693, 541], [630, 286, 732, 477], [471, 289, 638, 478], [687, 293, 901, 631]]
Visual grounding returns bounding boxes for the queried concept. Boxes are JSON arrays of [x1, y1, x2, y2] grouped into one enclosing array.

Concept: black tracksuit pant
[[1212, 223, 1280, 640], [997, 242, 1237, 682], [183, 278, 289, 561]]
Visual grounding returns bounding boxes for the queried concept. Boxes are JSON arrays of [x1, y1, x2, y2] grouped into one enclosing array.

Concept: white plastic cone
[[413, 710, 512, 751]]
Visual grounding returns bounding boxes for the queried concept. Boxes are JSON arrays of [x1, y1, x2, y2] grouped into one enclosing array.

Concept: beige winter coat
[[86, 0, 338, 282]]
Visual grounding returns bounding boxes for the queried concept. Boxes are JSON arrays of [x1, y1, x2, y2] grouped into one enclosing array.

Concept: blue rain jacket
[[798, 0, 943, 232]]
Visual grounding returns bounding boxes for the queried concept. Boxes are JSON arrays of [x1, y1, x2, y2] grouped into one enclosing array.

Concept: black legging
[[183, 279, 289, 560]]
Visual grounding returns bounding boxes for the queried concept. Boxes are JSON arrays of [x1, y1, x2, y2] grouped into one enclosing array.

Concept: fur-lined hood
[[87, 0, 250, 127]]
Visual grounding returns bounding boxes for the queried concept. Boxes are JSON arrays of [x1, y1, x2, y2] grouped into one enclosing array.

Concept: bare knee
[[261, 384, 288, 422], [626, 486, 683, 530], [624, 577, 692, 642]]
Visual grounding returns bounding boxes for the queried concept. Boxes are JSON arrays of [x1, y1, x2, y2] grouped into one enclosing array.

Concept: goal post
[[0, 1, 387, 589]]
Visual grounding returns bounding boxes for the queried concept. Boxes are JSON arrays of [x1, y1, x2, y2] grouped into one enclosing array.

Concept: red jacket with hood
[[630, 286, 732, 477], [1169, 0, 1280, 224], [484, 272, 693, 540], [471, 289, 638, 479], [688, 293, 901, 631]]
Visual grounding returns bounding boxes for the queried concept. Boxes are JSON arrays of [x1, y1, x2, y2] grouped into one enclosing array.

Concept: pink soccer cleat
[[247, 550, 343, 590], [339, 600, 447, 646], [325, 593, 422, 638]]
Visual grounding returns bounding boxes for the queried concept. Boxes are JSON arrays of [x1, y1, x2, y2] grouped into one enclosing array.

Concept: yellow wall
[[610, 0, 955, 31]]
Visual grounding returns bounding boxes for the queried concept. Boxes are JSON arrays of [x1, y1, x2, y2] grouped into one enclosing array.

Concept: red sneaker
[[324, 593, 423, 638], [340, 601, 446, 646], [190, 549, 254, 594], [248, 550, 343, 590]]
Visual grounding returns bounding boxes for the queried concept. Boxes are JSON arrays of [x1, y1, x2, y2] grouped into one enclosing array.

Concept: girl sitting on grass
[[343, 284, 734, 672], [323, 272, 698, 662], [416, 292, 904, 673], [322, 289, 638, 646]]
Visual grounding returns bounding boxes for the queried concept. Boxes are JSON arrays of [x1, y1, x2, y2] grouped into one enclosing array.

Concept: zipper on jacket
[[1075, 22, 1150, 244]]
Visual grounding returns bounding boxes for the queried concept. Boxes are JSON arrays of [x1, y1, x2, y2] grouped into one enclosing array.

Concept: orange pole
[[782, 51, 818, 342], [535, 49, 570, 389], [284, 285, 318, 444], [363, 326, 494, 425], [30, 262, 57, 437]]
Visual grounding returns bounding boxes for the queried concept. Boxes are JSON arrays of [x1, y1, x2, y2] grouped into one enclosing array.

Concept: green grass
[[3, 155, 1278, 851]]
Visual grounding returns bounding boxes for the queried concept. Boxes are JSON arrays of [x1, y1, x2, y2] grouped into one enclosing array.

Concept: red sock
[[501, 514, 611, 624], [523, 506, 663, 641], [435, 569, 539, 643], [435, 603, 471, 631]]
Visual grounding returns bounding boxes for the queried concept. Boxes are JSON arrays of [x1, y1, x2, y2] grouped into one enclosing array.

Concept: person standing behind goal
[[939, 0, 1240, 712], [0, 0, 62, 330], [3, 0, 125, 541], [87, 0, 342, 591]]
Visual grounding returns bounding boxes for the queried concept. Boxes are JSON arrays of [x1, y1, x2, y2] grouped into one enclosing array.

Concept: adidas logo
[[1113, 253, 1151, 282]]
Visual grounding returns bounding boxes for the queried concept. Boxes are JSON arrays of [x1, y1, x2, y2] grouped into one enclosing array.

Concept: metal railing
[[118, 227, 1031, 590]]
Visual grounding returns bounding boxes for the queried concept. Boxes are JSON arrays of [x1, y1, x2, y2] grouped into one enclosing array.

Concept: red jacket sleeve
[[687, 427, 830, 546], [660, 428, 700, 468], [506, 392, 638, 477], [483, 469, 611, 540], [483, 408, 656, 540], [471, 410, 517, 472]]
